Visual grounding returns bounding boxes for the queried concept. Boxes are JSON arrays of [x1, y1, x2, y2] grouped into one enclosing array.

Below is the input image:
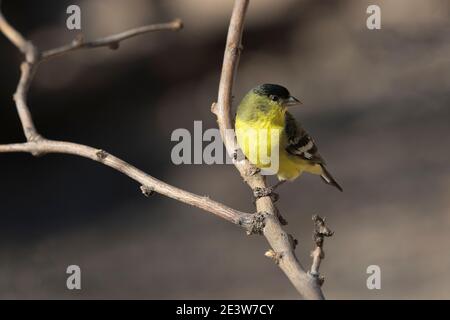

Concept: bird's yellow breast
[[235, 107, 321, 180]]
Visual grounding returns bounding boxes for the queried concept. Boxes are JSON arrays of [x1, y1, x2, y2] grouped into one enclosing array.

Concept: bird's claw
[[247, 166, 260, 176], [253, 187, 279, 202], [253, 186, 272, 198], [271, 192, 279, 202]]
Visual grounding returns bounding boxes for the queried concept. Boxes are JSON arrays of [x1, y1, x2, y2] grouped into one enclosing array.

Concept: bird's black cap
[[253, 84, 290, 99]]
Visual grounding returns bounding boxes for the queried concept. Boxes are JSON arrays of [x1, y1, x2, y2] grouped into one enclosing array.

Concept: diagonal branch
[[0, 140, 252, 225], [0, 5, 254, 229], [0, 6, 40, 141], [42, 19, 183, 60], [13, 61, 40, 143], [0, 5, 29, 54], [212, 0, 325, 299]]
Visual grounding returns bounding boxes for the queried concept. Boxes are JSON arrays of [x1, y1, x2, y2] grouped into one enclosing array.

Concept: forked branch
[[0, 1, 331, 299], [42, 19, 183, 60], [0, 5, 251, 227]]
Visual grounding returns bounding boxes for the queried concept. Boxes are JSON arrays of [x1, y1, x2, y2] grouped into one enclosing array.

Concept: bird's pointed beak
[[285, 96, 303, 107]]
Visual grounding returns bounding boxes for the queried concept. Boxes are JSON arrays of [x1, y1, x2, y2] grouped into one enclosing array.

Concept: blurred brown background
[[0, 0, 449, 299]]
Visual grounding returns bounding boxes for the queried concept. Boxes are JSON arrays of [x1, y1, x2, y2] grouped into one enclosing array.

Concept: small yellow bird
[[235, 84, 342, 192]]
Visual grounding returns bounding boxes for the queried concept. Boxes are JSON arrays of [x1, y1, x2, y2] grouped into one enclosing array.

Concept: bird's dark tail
[[320, 165, 343, 192]]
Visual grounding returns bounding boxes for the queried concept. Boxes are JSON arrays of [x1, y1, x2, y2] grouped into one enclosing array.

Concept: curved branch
[[0, 140, 250, 225], [0, 5, 29, 54], [0, 5, 182, 142], [0, 3, 257, 225], [0, 3, 254, 229], [213, 0, 325, 299], [13, 61, 40, 142], [42, 19, 183, 60], [0, 6, 40, 141]]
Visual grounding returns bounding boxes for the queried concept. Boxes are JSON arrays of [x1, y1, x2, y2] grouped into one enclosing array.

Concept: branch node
[[245, 165, 260, 177], [27, 131, 43, 142], [172, 18, 183, 30], [210, 102, 217, 114], [26, 134, 45, 156], [253, 186, 270, 198], [288, 233, 298, 250], [228, 44, 243, 58], [277, 210, 288, 225], [312, 214, 334, 247], [72, 33, 84, 46], [24, 41, 39, 63], [140, 185, 155, 197], [96, 149, 109, 160], [245, 211, 267, 235], [308, 271, 325, 286], [232, 149, 246, 163], [264, 249, 283, 265], [253, 186, 278, 202]]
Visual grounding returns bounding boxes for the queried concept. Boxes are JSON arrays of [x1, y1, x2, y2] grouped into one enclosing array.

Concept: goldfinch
[[235, 84, 342, 192]]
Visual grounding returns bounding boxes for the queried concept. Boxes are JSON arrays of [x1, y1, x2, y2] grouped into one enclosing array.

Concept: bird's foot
[[253, 186, 279, 203], [252, 180, 286, 203], [245, 165, 260, 176]]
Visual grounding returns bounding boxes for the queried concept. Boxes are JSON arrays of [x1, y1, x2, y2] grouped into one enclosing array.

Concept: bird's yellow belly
[[277, 152, 322, 181], [235, 120, 280, 168], [235, 119, 322, 181]]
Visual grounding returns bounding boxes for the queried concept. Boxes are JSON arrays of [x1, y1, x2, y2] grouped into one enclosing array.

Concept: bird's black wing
[[284, 112, 325, 164], [284, 111, 343, 192]]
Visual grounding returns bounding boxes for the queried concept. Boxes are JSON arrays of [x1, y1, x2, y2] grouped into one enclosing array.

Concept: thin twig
[[310, 215, 334, 285], [0, 6, 40, 141], [13, 61, 41, 143], [0, 5, 29, 54], [42, 19, 183, 60], [213, 0, 326, 299], [0, 5, 182, 142]]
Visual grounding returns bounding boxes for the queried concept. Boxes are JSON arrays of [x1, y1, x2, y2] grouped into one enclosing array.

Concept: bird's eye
[[270, 95, 279, 102]]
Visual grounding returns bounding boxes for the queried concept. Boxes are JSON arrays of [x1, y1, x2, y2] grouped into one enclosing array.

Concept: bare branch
[[0, 6, 29, 55], [310, 215, 334, 284], [0, 2, 265, 240], [0, 1, 332, 300], [0, 5, 40, 141], [0, 5, 254, 226], [213, 0, 325, 299], [42, 19, 183, 60], [13, 61, 41, 143], [0, 140, 253, 226]]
